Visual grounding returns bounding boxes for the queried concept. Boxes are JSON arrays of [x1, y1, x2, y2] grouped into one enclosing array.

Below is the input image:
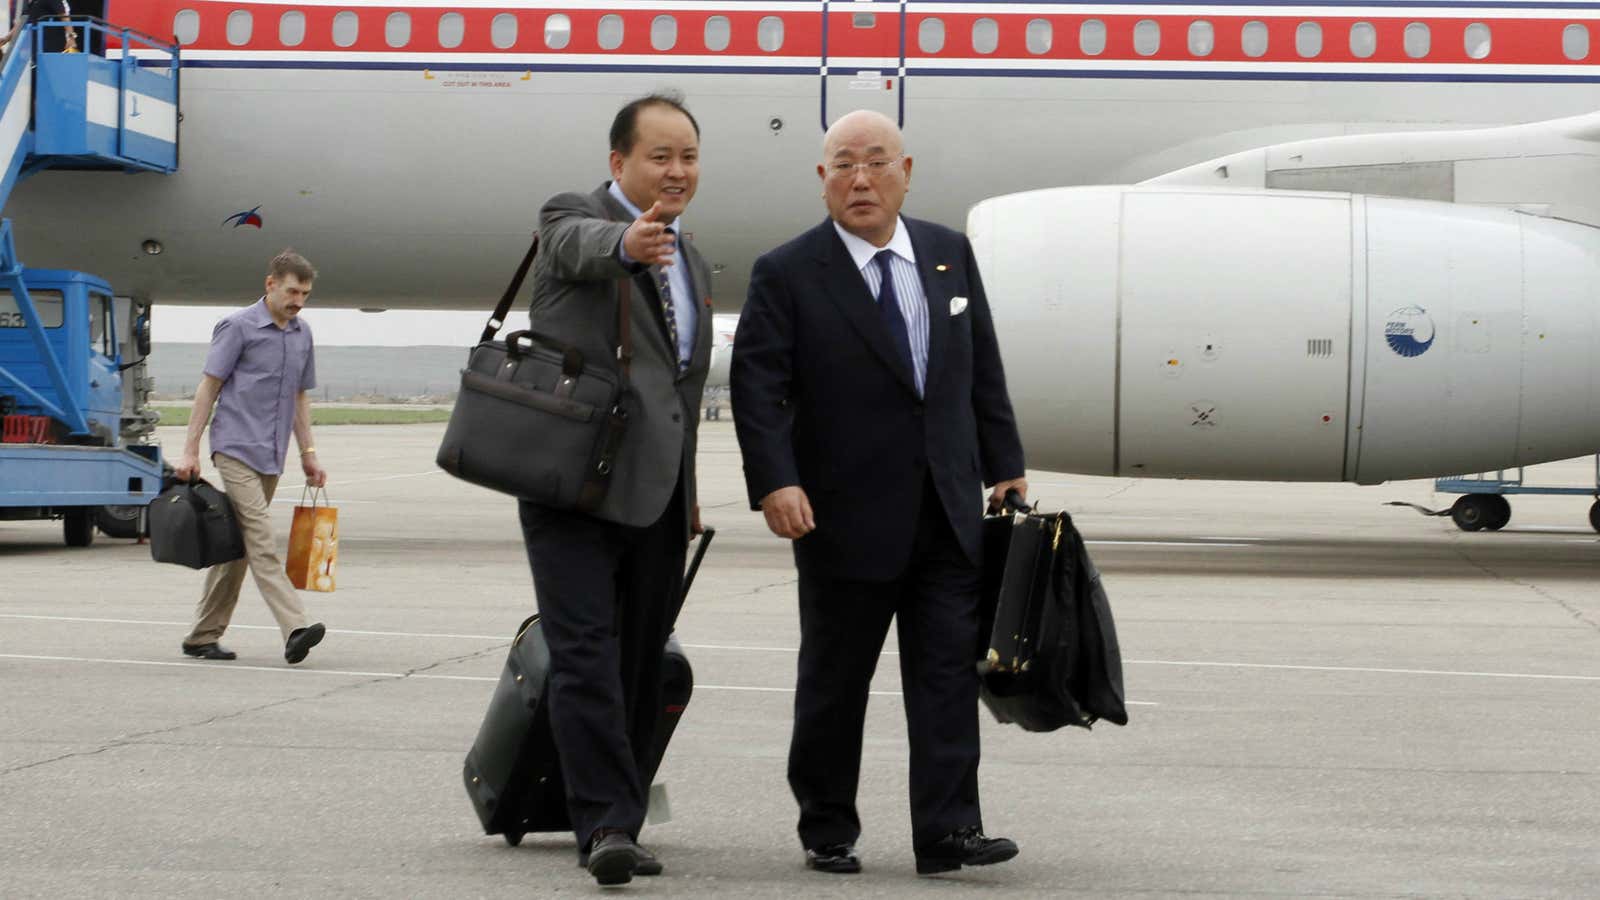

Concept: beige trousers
[[185, 453, 309, 646]]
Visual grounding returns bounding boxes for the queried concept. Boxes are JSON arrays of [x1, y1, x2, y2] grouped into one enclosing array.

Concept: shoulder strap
[[480, 230, 633, 381], [479, 233, 539, 345]]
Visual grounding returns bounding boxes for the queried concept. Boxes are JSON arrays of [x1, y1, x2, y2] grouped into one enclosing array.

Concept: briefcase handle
[[988, 488, 1031, 516], [479, 233, 635, 380]]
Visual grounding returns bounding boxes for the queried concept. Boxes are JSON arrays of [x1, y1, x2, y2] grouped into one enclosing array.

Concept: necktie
[[873, 250, 915, 382], [655, 267, 682, 371]]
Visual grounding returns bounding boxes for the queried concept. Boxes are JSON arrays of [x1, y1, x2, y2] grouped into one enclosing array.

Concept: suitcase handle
[[682, 527, 714, 599]]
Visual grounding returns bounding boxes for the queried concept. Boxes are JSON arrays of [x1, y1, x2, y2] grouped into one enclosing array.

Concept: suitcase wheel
[[503, 831, 524, 847]]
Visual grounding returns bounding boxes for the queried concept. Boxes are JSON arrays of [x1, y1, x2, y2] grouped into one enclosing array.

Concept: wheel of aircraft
[[1449, 495, 1494, 532], [1590, 499, 1600, 534], [1483, 495, 1512, 531]]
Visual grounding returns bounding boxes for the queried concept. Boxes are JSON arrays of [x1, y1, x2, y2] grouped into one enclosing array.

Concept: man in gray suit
[[518, 93, 712, 886]]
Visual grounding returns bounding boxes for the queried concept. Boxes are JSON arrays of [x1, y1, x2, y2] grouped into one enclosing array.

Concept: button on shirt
[[203, 299, 317, 475], [609, 182, 699, 370], [833, 217, 929, 396]]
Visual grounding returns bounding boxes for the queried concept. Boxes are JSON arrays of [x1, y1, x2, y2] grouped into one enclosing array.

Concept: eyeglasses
[[825, 156, 904, 179]]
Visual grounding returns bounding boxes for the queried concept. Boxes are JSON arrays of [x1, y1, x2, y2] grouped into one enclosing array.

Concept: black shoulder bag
[[436, 235, 634, 511]]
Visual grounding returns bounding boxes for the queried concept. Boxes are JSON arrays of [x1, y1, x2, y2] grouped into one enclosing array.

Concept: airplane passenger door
[[819, 0, 904, 131]]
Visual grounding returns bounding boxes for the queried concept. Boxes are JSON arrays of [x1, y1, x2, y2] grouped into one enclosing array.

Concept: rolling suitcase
[[147, 477, 245, 569], [977, 501, 1128, 732], [463, 528, 712, 846]]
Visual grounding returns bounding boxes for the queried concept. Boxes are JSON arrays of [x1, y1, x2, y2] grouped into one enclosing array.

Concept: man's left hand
[[690, 504, 704, 541], [302, 453, 328, 488], [987, 476, 1029, 514]]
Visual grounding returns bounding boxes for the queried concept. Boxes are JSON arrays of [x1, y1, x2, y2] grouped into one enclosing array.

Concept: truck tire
[[64, 508, 95, 547], [97, 505, 145, 539]]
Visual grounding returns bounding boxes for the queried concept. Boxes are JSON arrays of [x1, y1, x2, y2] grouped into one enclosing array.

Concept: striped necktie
[[655, 267, 682, 371]]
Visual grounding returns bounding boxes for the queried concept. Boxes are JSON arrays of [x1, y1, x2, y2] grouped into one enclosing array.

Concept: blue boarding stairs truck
[[0, 19, 178, 546]]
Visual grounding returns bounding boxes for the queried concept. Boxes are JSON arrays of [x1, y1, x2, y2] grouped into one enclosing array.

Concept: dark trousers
[[517, 482, 687, 849], [788, 478, 984, 852]]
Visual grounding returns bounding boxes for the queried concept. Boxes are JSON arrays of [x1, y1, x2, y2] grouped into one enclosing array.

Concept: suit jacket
[[529, 183, 713, 529], [732, 216, 1025, 581]]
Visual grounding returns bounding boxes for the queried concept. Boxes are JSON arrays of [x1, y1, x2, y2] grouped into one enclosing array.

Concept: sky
[[152, 305, 497, 346]]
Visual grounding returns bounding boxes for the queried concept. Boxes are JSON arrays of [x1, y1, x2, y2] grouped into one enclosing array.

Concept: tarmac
[[2, 422, 1597, 899]]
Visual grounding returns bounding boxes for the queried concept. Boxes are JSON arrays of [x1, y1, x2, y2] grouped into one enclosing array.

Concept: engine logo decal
[[223, 206, 264, 229], [1384, 306, 1434, 358]]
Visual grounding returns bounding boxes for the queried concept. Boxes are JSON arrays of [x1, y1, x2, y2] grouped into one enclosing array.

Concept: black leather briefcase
[[977, 505, 1128, 732], [436, 235, 635, 511], [147, 477, 245, 569]]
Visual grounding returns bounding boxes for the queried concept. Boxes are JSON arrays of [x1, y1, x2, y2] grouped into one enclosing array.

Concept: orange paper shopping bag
[[286, 486, 338, 592]]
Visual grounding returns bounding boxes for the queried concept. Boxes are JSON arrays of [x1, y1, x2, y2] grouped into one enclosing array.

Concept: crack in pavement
[[0, 643, 511, 778], [1450, 542, 1600, 634]]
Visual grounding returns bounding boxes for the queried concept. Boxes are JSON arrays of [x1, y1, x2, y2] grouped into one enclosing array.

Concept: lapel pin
[[935, 264, 949, 272]]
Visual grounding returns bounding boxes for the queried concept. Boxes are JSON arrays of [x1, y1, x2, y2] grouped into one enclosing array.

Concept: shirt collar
[[833, 217, 915, 273], [607, 181, 681, 235], [247, 297, 300, 331]]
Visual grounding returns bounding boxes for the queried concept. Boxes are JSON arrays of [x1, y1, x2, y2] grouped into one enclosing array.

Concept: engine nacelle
[[968, 186, 1600, 483]]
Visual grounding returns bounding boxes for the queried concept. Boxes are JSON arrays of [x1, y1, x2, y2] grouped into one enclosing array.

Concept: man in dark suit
[[731, 110, 1028, 876], [519, 93, 712, 886]]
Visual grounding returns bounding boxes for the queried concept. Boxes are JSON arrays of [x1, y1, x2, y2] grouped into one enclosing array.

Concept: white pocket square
[[949, 296, 969, 316]]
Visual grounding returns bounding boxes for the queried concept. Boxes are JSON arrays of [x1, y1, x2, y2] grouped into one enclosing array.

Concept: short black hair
[[609, 92, 700, 155]]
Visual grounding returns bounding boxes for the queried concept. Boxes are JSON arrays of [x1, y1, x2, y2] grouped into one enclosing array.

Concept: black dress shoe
[[284, 623, 325, 664], [804, 843, 861, 874], [181, 642, 236, 660], [915, 826, 1019, 875], [578, 842, 662, 876], [586, 830, 641, 885]]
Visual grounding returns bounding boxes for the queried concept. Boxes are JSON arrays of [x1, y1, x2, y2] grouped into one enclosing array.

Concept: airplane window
[[598, 14, 624, 50], [1296, 22, 1322, 58], [279, 11, 305, 47], [1349, 22, 1377, 58], [757, 16, 783, 52], [332, 11, 358, 48], [854, 13, 875, 29], [386, 12, 411, 48], [972, 18, 998, 55], [1564, 23, 1590, 60], [545, 14, 571, 50], [704, 16, 730, 52], [1079, 19, 1106, 56], [918, 18, 945, 54], [1241, 21, 1268, 58], [1188, 21, 1214, 57], [652, 15, 677, 51], [1464, 23, 1491, 60], [174, 10, 199, 45], [491, 13, 517, 49], [1026, 19, 1052, 55], [1404, 22, 1430, 58], [1134, 20, 1160, 57], [226, 10, 252, 46], [439, 12, 465, 49]]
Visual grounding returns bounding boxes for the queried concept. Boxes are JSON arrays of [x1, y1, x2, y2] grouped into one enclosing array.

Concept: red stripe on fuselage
[[110, 3, 1600, 67]]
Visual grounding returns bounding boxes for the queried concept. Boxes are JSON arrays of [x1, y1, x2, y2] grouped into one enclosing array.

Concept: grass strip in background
[[152, 405, 453, 427]]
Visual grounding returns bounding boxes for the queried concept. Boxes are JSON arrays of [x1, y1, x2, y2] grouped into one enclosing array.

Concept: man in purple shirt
[[173, 250, 329, 665]]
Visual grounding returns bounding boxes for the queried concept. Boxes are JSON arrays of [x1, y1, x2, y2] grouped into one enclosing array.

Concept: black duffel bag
[[148, 477, 245, 569], [436, 235, 634, 510]]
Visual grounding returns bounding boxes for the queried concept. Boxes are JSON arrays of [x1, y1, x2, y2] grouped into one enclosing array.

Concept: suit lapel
[[906, 218, 947, 395], [596, 184, 674, 360], [812, 222, 918, 396], [681, 236, 714, 378]]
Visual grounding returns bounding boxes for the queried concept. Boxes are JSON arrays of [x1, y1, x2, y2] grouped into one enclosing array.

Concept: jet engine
[[968, 186, 1600, 483]]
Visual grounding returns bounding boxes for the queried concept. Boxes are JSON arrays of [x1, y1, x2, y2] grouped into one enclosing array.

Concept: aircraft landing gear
[[1450, 494, 1510, 532]]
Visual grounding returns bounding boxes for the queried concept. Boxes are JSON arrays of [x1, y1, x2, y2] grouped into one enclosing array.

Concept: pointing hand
[[622, 201, 678, 267]]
